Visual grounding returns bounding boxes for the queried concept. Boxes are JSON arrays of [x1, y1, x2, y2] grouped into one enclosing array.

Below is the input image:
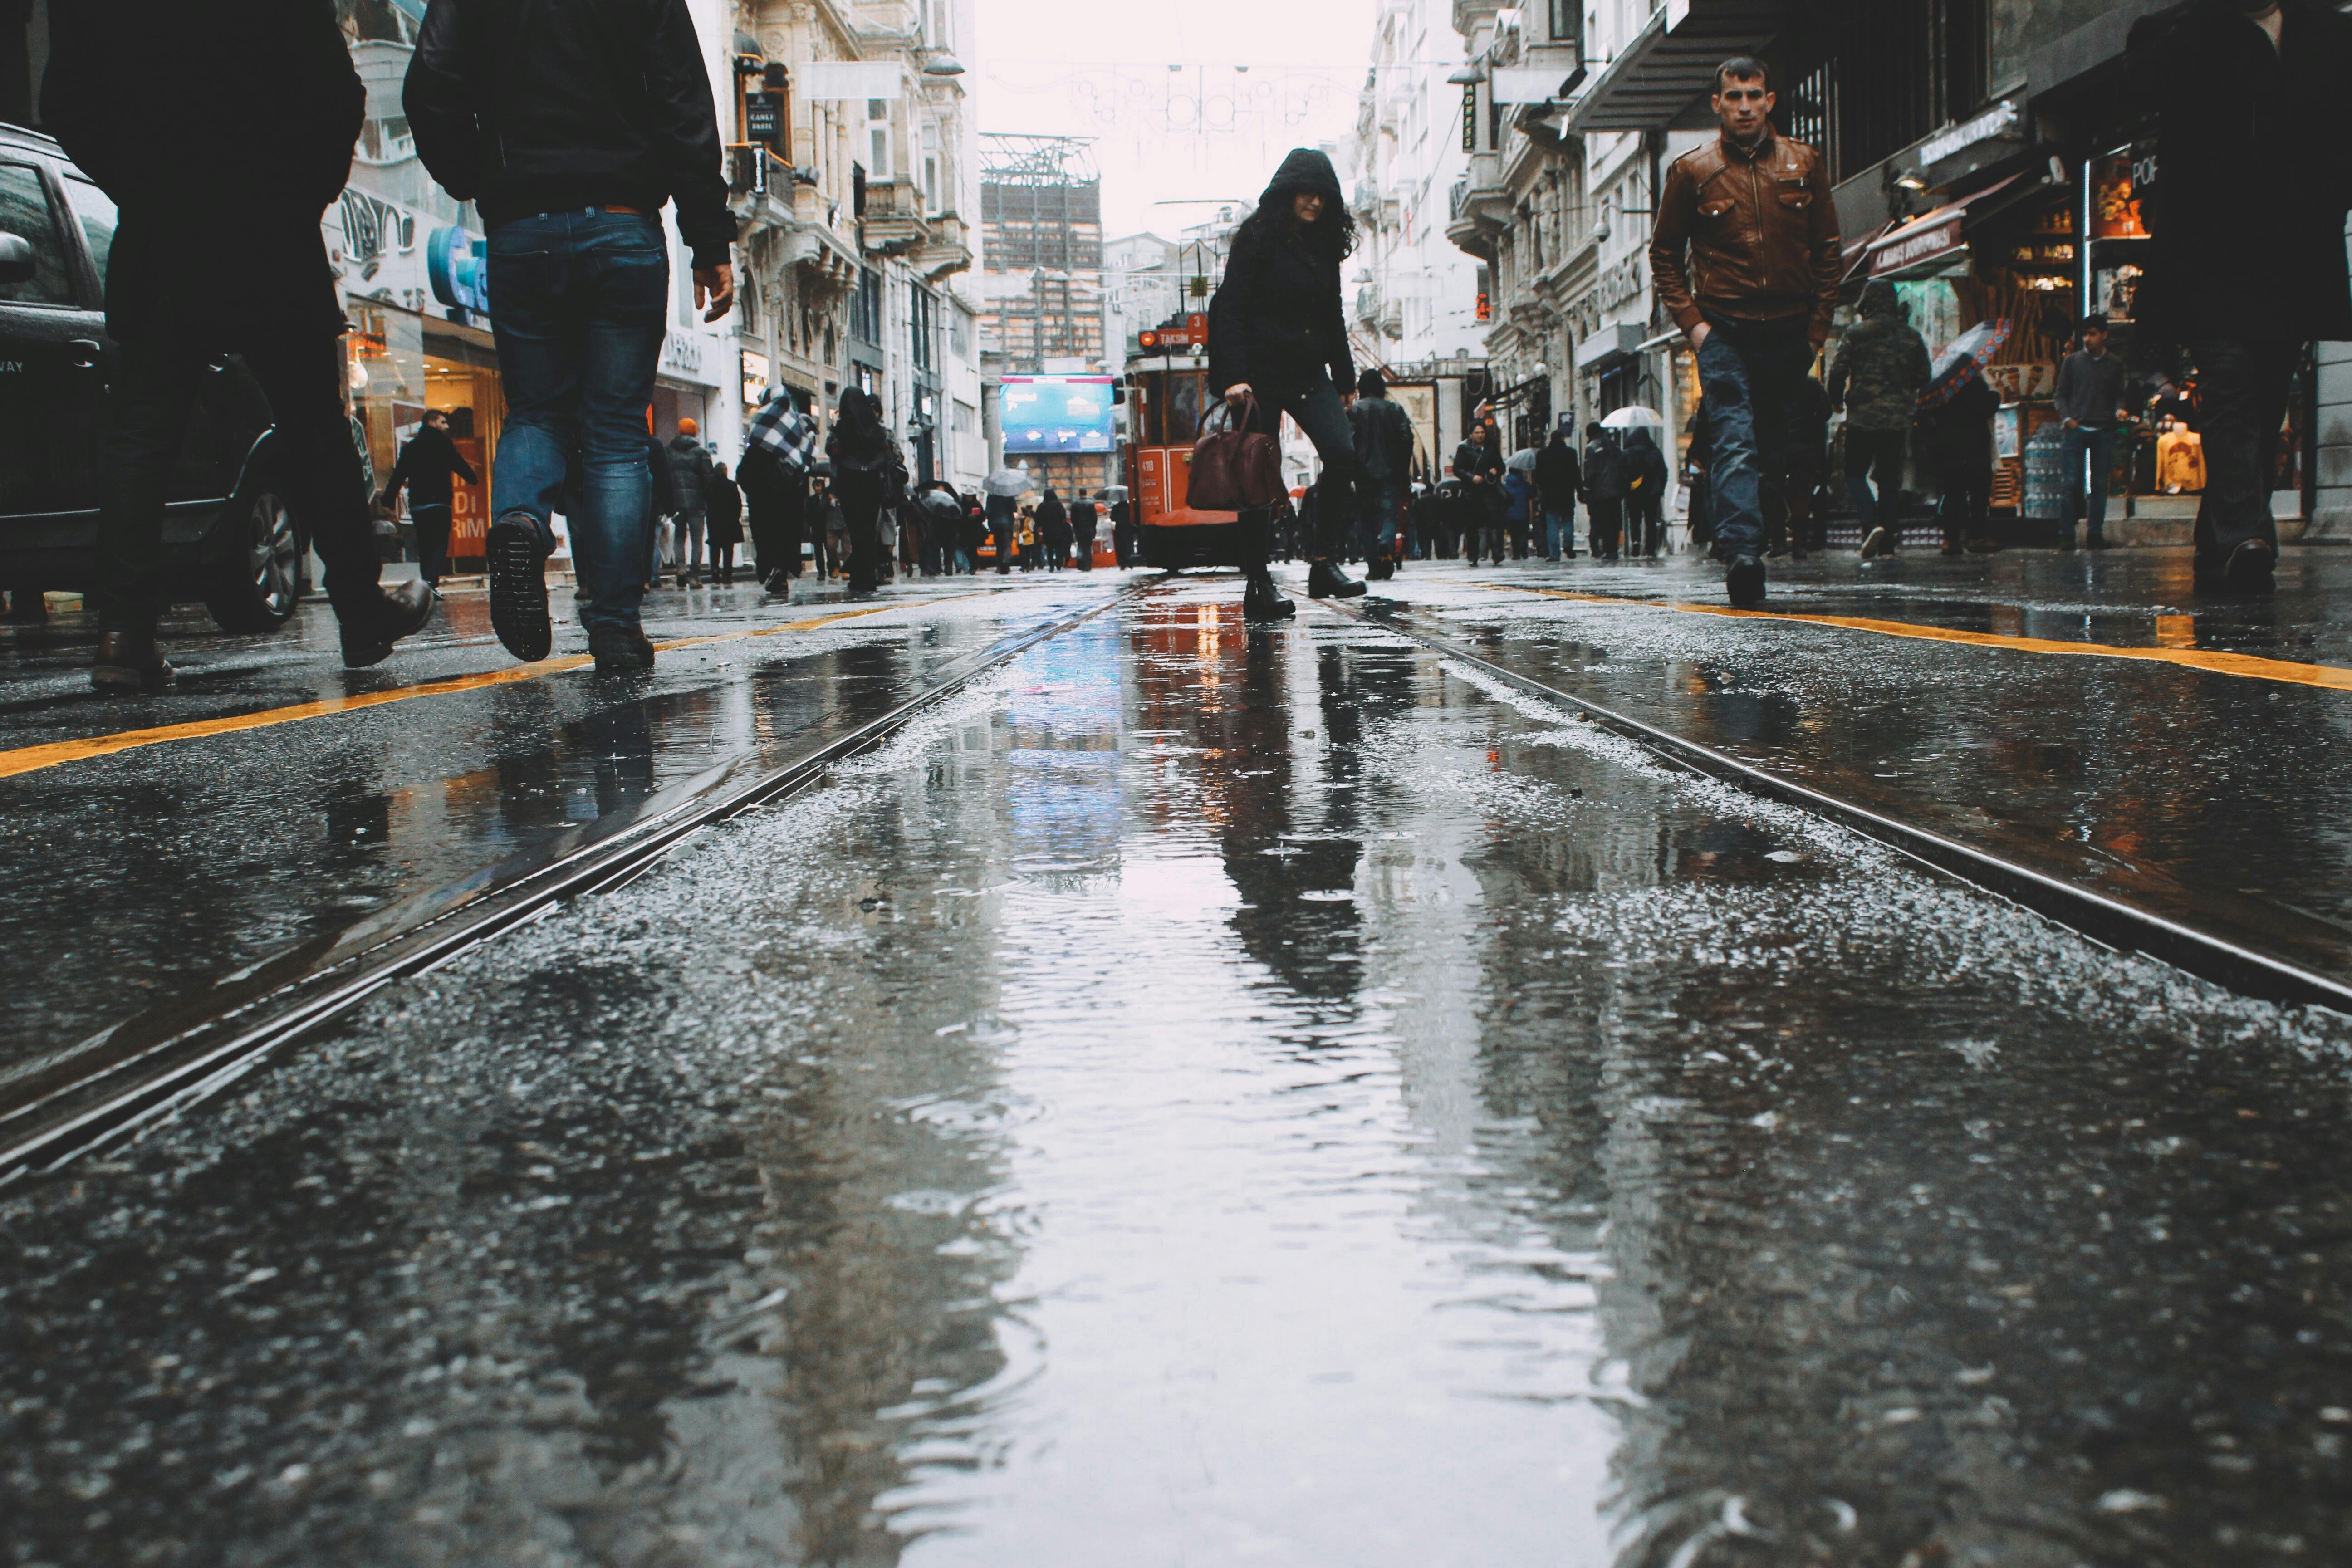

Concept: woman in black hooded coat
[[824, 388, 902, 595], [1207, 147, 1368, 620]]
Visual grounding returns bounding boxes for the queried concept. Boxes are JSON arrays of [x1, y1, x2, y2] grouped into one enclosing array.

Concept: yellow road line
[[1493, 585, 2352, 692], [0, 598, 946, 782]]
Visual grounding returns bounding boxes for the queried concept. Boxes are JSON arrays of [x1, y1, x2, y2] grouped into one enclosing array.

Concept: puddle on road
[[5, 581, 2352, 1567]]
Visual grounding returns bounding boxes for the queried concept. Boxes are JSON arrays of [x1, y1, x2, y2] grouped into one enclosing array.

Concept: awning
[[1575, 323, 1646, 373], [1562, 0, 1786, 136], [1862, 172, 2024, 278]]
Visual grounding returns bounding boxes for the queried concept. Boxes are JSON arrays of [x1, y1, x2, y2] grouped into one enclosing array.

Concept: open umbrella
[[1506, 447, 1540, 473], [1917, 318, 2013, 411], [1599, 406, 1664, 430], [983, 466, 1031, 498]]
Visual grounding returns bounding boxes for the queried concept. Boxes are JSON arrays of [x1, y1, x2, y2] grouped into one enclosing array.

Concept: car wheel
[[204, 490, 302, 633]]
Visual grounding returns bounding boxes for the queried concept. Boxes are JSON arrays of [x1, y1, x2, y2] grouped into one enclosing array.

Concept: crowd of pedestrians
[[49, 0, 2346, 689]]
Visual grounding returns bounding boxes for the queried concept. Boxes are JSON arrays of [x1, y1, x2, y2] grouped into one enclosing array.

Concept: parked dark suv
[[0, 120, 305, 631]]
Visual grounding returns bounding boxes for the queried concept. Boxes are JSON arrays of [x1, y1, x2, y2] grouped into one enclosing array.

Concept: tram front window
[[1168, 372, 1203, 443]]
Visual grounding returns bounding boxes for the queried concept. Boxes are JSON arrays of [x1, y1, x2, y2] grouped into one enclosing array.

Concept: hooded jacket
[[1828, 281, 1932, 433], [404, 0, 736, 270], [382, 424, 479, 512], [1348, 392, 1417, 483], [1207, 150, 1355, 396], [2129, 0, 2352, 341]]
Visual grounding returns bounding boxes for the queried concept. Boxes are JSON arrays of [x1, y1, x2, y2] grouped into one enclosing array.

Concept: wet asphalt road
[[4, 556, 2352, 1566]]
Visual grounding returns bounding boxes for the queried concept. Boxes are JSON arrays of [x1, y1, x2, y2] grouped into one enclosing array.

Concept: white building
[[1346, 0, 1494, 475]]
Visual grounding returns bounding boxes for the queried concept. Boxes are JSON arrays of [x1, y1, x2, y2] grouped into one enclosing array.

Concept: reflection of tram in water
[[1120, 315, 1252, 571]]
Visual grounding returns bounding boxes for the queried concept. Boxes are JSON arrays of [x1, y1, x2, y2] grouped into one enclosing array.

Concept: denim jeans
[[484, 209, 667, 632], [2188, 335, 2299, 562], [1541, 509, 1575, 559], [1694, 313, 1815, 559], [1360, 479, 1403, 560], [2060, 424, 2116, 542]]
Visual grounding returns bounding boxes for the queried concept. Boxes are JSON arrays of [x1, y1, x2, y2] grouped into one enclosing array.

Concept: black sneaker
[[589, 623, 656, 674], [340, 579, 436, 668], [1726, 554, 1766, 608], [1243, 570, 1295, 622], [488, 513, 552, 662], [90, 628, 176, 695], [1307, 560, 1366, 599], [2223, 538, 2276, 592]]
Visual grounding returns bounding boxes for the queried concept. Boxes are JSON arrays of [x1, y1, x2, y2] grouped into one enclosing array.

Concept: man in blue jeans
[[1649, 57, 1842, 607], [2054, 316, 2131, 550], [405, 0, 735, 673]]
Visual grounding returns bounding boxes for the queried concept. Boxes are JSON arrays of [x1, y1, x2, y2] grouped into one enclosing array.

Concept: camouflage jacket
[[1828, 301, 1932, 433]]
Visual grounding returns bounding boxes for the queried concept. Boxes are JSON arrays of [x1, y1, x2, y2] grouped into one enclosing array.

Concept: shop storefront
[[345, 302, 502, 570]]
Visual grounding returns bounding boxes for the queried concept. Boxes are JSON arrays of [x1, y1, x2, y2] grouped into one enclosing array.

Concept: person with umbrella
[[984, 466, 1027, 575], [1622, 425, 1670, 556], [1913, 316, 2012, 557]]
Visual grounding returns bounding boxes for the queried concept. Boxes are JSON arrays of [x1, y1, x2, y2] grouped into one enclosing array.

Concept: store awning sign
[[1870, 214, 1965, 276], [426, 226, 490, 318]]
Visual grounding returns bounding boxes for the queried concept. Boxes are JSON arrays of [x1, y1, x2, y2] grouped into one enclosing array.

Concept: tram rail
[[0, 585, 1149, 1185], [1325, 595, 2352, 1015]]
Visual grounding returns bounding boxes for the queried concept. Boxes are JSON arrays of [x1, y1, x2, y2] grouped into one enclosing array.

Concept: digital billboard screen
[[1001, 377, 1116, 455]]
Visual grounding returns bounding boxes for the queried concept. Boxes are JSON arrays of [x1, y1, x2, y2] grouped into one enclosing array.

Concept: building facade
[[1446, 0, 2352, 542], [1345, 0, 1496, 473]]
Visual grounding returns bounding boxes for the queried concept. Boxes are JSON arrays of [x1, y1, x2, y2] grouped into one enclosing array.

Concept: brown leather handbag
[[1186, 392, 1285, 512]]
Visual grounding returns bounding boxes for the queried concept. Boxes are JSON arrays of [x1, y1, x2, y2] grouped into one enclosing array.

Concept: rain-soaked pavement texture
[[0, 574, 1117, 1098], [1358, 549, 2352, 986], [5, 574, 2351, 1567]]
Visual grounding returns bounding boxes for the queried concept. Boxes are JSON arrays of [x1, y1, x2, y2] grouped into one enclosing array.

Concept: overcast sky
[[971, 0, 1382, 242]]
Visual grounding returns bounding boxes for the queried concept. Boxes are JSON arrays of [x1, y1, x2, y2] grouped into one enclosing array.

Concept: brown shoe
[[91, 629, 176, 695]]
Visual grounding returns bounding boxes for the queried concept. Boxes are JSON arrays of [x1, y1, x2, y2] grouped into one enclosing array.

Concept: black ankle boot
[[1244, 568, 1295, 621], [1307, 559, 1366, 599]]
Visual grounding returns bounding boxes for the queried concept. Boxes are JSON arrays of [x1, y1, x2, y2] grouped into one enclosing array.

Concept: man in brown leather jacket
[[1649, 57, 1842, 606]]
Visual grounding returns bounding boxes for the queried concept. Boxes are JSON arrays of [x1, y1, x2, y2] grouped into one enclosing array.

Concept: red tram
[[1121, 315, 1248, 570]]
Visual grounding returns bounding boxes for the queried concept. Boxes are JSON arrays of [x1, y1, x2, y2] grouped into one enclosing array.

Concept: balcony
[[729, 146, 802, 231], [729, 146, 858, 304], [861, 175, 933, 255], [1444, 152, 1511, 260], [1355, 283, 1383, 331], [912, 212, 974, 282]]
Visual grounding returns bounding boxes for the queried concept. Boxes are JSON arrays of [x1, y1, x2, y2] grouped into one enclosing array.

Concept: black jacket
[[1534, 437, 1580, 508], [404, 0, 736, 269], [2129, 0, 2352, 341], [1582, 436, 1627, 502], [382, 425, 479, 511], [1348, 394, 1416, 483], [1207, 149, 1354, 394], [1452, 437, 1503, 487], [1070, 500, 1099, 537], [1036, 494, 1070, 545], [667, 434, 715, 514], [44, 0, 361, 346], [706, 469, 744, 544]]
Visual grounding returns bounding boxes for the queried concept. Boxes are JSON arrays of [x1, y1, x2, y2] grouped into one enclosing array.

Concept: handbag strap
[[1200, 389, 1261, 440]]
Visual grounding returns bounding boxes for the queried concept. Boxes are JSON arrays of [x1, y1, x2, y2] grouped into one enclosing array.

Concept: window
[[867, 98, 892, 181], [0, 163, 74, 305], [921, 123, 940, 212], [849, 266, 883, 344], [1549, 0, 1582, 51], [60, 177, 115, 293]]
